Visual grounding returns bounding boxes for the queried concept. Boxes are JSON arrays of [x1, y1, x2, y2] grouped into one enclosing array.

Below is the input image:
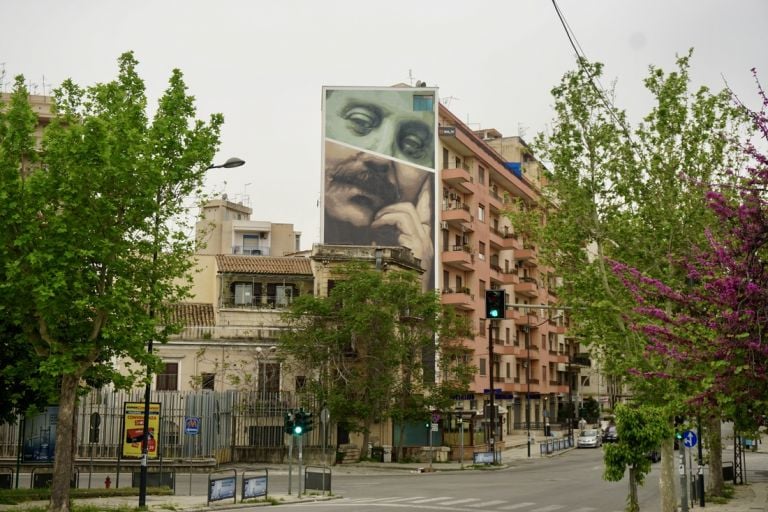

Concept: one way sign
[[683, 430, 698, 448]]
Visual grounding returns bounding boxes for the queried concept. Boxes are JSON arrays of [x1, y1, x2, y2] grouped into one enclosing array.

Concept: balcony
[[502, 233, 522, 251], [442, 167, 474, 194], [488, 226, 504, 249], [488, 189, 504, 212], [442, 245, 474, 271], [515, 247, 538, 264], [514, 276, 539, 298], [441, 202, 472, 226], [501, 270, 519, 285], [441, 287, 475, 310]]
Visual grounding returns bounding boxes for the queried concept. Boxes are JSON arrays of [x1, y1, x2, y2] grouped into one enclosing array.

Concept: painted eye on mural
[[397, 121, 432, 160], [343, 106, 381, 136]]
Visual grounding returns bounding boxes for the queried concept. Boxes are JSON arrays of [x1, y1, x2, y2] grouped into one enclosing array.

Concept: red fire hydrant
[[105, 476, 111, 489]]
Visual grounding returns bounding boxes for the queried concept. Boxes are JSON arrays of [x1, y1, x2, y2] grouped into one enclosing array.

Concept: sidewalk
[[1, 435, 766, 511]]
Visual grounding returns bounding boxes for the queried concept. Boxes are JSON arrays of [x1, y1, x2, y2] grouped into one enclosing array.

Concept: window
[[157, 363, 178, 391], [234, 283, 253, 305], [413, 94, 434, 112], [479, 358, 486, 376], [443, 270, 450, 291], [478, 166, 485, 185], [581, 375, 591, 387], [506, 362, 511, 378], [295, 375, 306, 391], [202, 373, 215, 391], [478, 205, 485, 222], [442, 148, 449, 170], [505, 327, 510, 344], [242, 234, 263, 255], [259, 362, 281, 394], [479, 279, 486, 295], [479, 242, 486, 260]]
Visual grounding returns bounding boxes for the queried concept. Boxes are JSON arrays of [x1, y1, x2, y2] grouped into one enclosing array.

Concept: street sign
[[683, 430, 698, 448], [185, 416, 201, 436], [431, 423, 438, 432]]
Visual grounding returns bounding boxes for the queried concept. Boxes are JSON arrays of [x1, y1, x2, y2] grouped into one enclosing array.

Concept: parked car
[[603, 425, 618, 443], [647, 449, 661, 462], [577, 429, 602, 448]]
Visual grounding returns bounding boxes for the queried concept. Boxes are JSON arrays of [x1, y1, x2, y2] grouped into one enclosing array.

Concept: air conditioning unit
[[440, 221, 449, 229]]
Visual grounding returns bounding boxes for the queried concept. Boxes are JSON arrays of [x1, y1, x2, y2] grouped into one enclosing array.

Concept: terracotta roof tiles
[[215, 255, 313, 275]]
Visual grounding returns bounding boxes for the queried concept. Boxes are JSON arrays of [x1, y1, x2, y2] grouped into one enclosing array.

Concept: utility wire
[[550, 0, 649, 168]]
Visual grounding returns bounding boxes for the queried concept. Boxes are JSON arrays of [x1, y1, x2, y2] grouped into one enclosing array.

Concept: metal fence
[[0, 388, 327, 465]]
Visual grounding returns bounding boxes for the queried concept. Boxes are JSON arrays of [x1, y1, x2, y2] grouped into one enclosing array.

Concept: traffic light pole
[[488, 320, 496, 464], [298, 434, 304, 497]]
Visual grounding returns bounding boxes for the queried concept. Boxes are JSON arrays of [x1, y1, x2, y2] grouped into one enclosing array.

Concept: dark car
[[602, 425, 618, 443], [647, 449, 661, 462]]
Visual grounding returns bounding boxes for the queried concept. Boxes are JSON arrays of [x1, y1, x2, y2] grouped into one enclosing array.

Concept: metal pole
[[298, 434, 303, 497], [526, 318, 531, 458], [459, 418, 464, 469], [697, 416, 705, 507], [488, 321, 496, 464], [287, 434, 293, 495], [680, 450, 689, 512]]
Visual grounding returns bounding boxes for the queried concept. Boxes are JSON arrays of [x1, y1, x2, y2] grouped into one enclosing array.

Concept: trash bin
[[370, 446, 384, 462], [722, 462, 734, 482]]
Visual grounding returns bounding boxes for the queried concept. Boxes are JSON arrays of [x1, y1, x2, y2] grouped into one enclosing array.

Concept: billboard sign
[[122, 401, 160, 459], [321, 86, 438, 290], [22, 406, 58, 463]]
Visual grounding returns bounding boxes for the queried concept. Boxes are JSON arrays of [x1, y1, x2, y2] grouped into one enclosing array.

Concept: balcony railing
[[220, 295, 296, 310]]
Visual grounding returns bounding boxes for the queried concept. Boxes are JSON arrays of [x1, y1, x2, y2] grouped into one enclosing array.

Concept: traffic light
[[293, 409, 306, 436], [485, 289, 505, 319], [304, 411, 314, 433], [284, 410, 295, 434]]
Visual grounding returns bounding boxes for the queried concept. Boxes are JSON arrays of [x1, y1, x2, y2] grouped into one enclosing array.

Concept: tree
[[604, 404, 671, 512], [611, 72, 768, 496], [280, 263, 473, 461], [533, 51, 748, 511], [0, 53, 222, 511]]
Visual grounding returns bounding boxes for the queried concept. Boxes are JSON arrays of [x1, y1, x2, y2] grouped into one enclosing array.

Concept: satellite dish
[[415, 80, 426, 87], [222, 193, 228, 200]]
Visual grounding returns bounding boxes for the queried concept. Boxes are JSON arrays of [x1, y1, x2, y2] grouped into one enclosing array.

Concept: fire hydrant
[[105, 476, 111, 489]]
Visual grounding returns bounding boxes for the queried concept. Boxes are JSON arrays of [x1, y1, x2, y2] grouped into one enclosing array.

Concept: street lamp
[[523, 311, 564, 458], [139, 156, 245, 508]]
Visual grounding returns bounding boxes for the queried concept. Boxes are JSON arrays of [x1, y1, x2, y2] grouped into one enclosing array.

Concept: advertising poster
[[242, 476, 267, 499], [122, 401, 160, 459], [210, 477, 236, 501], [321, 86, 438, 291], [22, 406, 58, 463]]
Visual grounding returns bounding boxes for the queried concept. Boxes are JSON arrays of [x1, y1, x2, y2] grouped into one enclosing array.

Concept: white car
[[577, 429, 602, 448]]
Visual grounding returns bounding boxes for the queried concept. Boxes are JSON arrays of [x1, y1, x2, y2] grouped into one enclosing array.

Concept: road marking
[[469, 499, 508, 508], [530, 506, 566, 511], [438, 498, 482, 505], [499, 503, 536, 510], [410, 497, 455, 504], [570, 508, 598, 512]]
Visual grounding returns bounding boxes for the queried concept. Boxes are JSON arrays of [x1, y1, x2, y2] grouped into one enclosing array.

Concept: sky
[[3, 0, 767, 250]]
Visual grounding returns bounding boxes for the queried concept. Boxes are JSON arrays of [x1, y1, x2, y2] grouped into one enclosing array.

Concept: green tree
[[0, 53, 222, 512], [533, 51, 747, 511], [280, 264, 473, 460], [604, 404, 671, 512]]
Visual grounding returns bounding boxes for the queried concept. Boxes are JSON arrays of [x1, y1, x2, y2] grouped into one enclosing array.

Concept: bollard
[[105, 476, 111, 489]]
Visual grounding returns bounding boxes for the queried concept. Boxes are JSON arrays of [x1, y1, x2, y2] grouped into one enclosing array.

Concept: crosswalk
[[339, 495, 622, 511]]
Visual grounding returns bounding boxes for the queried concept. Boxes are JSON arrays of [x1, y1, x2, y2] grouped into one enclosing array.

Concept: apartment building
[[438, 108, 581, 439]]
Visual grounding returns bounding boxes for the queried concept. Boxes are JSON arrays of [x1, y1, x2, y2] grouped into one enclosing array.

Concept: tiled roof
[[169, 302, 215, 326], [215, 255, 313, 275]]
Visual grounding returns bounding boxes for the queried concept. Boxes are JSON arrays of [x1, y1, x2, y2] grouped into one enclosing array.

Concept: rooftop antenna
[[441, 96, 459, 108], [0, 63, 6, 92], [518, 123, 528, 138], [41, 75, 51, 97], [407, 69, 414, 86]]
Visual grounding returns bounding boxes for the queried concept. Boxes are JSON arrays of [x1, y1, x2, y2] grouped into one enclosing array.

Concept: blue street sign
[[683, 430, 698, 448], [185, 416, 201, 435]]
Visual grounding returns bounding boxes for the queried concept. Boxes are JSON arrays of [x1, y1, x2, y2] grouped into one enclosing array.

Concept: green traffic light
[[489, 309, 499, 318], [294, 425, 303, 435]]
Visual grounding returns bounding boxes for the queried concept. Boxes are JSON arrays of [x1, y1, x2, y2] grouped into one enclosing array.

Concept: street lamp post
[[138, 156, 244, 508]]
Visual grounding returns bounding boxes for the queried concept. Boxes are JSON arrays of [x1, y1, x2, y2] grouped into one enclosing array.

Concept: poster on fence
[[122, 402, 160, 459], [243, 476, 267, 499], [210, 477, 236, 501], [22, 406, 58, 463]]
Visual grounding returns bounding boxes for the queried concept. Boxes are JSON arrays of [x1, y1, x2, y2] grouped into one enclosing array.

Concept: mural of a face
[[325, 89, 435, 168]]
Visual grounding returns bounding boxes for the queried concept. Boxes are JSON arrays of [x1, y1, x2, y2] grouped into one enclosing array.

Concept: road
[[276, 448, 661, 511]]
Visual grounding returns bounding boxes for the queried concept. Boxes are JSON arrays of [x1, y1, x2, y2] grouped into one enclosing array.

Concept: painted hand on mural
[[372, 178, 433, 287]]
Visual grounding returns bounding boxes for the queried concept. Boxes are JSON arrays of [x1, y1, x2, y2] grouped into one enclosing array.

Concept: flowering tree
[[612, 71, 768, 496]]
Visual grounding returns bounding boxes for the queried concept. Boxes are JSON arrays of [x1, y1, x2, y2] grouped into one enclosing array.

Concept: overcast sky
[[4, 1, 766, 249]]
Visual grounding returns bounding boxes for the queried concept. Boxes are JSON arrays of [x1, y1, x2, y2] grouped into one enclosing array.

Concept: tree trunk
[[396, 421, 406, 462], [360, 420, 371, 461], [659, 437, 678, 511], [50, 373, 80, 512], [706, 416, 724, 496], [627, 466, 639, 512]]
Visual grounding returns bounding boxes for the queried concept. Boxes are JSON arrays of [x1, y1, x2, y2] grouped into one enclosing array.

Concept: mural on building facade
[[322, 87, 437, 289]]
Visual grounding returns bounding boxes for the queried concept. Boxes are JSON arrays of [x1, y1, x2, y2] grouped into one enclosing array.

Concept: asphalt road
[[276, 448, 661, 511]]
